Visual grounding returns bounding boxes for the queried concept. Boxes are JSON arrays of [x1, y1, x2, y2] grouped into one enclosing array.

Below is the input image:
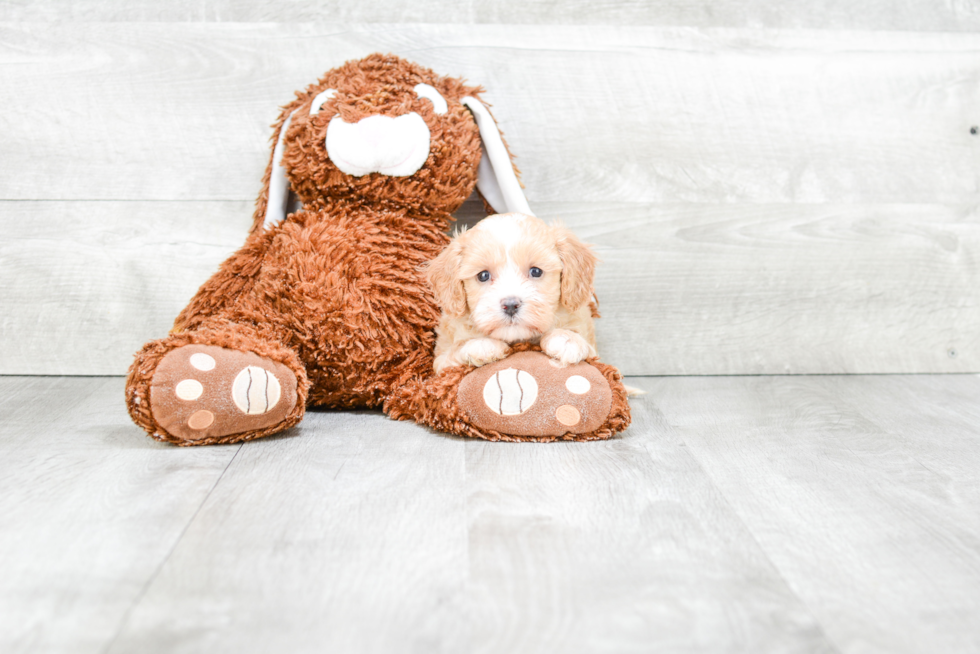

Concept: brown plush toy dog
[[125, 53, 630, 445]]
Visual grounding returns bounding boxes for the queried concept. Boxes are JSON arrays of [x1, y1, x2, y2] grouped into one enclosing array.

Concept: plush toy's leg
[[126, 324, 310, 446], [386, 345, 631, 442]]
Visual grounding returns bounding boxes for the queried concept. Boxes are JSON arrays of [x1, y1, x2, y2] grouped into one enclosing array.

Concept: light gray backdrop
[[1, 3, 978, 376]]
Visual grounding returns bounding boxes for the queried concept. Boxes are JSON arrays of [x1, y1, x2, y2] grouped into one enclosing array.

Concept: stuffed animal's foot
[[145, 344, 299, 443], [456, 350, 615, 438]]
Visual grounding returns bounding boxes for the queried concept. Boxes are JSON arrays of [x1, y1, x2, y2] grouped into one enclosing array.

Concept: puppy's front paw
[[541, 329, 595, 366], [457, 338, 511, 368]]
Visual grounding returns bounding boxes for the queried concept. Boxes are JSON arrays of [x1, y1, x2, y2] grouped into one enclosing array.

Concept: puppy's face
[[427, 213, 597, 342]]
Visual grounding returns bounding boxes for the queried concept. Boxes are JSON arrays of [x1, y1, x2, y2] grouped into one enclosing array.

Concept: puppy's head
[[426, 213, 597, 342]]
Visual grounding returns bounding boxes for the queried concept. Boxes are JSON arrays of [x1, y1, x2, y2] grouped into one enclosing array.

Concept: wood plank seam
[[100, 443, 245, 653], [637, 402, 845, 653]]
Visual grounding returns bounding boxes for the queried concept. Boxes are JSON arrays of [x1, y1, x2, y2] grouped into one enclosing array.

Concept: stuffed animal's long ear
[[555, 225, 598, 311], [461, 97, 533, 216], [424, 237, 468, 318], [257, 108, 300, 231]]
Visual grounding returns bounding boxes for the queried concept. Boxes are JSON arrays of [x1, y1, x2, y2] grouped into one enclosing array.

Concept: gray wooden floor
[[2, 375, 978, 653]]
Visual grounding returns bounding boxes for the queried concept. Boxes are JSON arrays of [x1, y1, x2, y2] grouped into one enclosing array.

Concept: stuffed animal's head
[[255, 53, 531, 231]]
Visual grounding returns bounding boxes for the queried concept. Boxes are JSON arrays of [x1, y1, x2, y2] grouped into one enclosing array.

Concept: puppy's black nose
[[501, 297, 522, 317]]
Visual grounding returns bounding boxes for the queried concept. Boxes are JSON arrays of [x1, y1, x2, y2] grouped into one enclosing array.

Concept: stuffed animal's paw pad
[[231, 366, 282, 415], [458, 351, 612, 438], [482, 368, 539, 415], [148, 345, 297, 442]]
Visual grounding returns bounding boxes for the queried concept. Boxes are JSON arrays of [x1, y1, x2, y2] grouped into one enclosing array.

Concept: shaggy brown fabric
[[125, 53, 631, 445]]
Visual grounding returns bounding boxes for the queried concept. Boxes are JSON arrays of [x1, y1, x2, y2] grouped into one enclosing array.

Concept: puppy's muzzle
[[501, 296, 522, 318]]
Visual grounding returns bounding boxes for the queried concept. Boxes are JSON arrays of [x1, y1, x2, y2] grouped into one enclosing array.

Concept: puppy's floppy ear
[[461, 97, 533, 216], [555, 225, 598, 311], [425, 237, 468, 318]]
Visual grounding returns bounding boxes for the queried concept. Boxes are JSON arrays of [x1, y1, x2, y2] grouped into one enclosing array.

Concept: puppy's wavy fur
[[426, 212, 599, 374]]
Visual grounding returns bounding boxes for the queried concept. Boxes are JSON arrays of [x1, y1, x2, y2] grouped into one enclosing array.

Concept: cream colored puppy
[[426, 212, 599, 374]]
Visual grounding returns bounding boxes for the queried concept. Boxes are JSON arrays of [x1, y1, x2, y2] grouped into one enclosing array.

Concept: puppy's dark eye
[[477, 270, 491, 282], [529, 267, 543, 278]]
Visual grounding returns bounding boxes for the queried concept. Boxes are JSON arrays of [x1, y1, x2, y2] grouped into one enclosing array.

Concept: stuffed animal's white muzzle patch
[[326, 113, 430, 177]]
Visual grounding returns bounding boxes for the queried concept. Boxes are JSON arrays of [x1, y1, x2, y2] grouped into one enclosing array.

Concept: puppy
[[426, 212, 599, 374]]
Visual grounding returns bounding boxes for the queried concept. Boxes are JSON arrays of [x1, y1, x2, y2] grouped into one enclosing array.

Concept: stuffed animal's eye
[[414, 83, 447, 115], [477, 270, 491, 282], [310, 88, 337, 116], [529, 267, 543, 278]]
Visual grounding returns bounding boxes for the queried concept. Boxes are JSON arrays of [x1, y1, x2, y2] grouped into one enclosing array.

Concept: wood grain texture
[[3, 200, 977, 376], [5, 374, 980, 652], [0, 377, 240, 654], [0, 201, 253, 376], [106, 408, 469, 654], [2, 23, 978, 376], [572, 202, 980, 375], [461, 401, 836, 653], [1, 0, 978, 31], [650, 374, 980, 654], [0, 24, 977, 204]]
